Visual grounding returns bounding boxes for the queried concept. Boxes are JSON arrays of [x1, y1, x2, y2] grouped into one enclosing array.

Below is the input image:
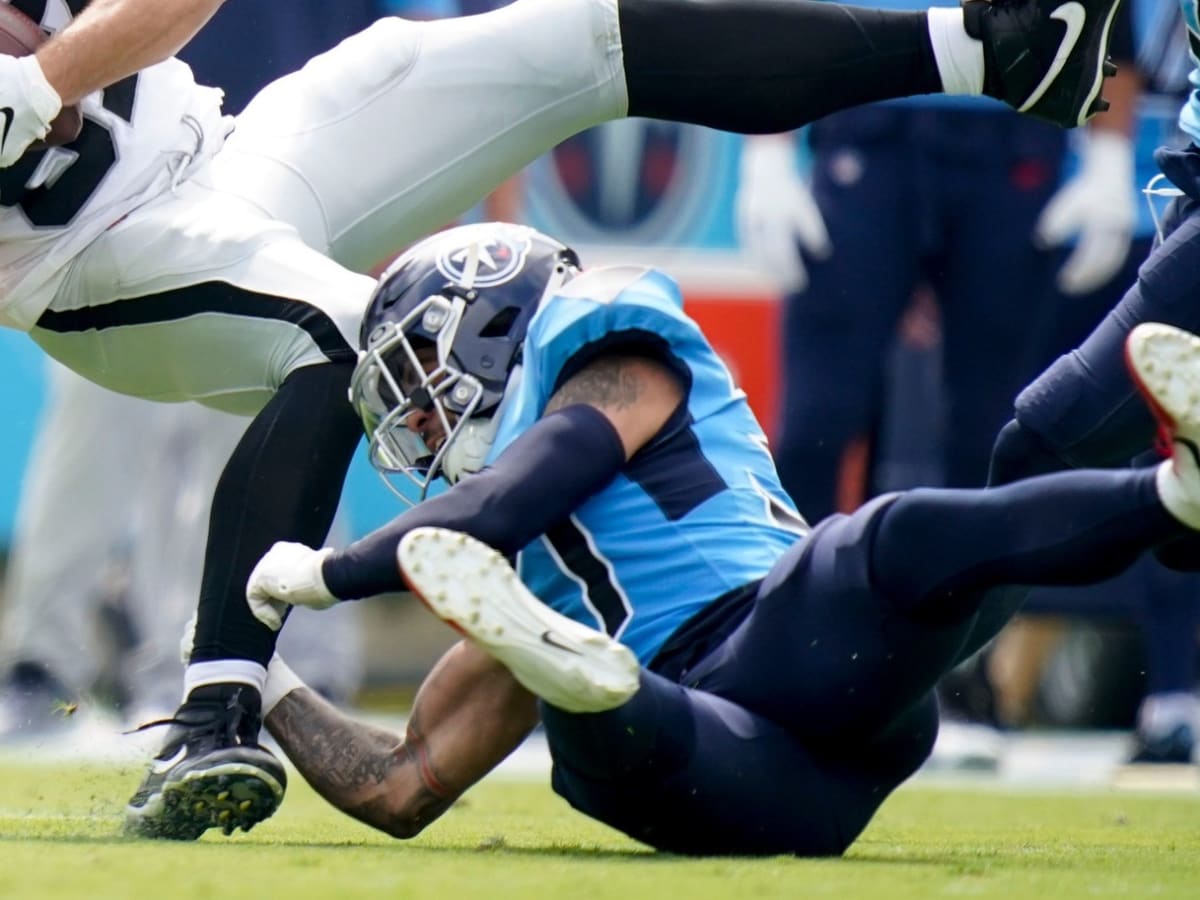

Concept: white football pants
[[30, 0, 627, 414]]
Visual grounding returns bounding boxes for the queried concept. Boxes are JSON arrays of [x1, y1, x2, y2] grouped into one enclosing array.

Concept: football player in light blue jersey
[[495, 266, 805, 662], [245, 222, 1200, 856]]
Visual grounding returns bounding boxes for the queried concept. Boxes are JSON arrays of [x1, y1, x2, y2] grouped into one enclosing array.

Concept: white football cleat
[[1125, 323, 1200, 530], [398, 527, 640, 713]]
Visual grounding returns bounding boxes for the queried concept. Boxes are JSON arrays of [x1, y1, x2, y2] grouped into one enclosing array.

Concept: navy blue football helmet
[[351, 222, 581, 504]]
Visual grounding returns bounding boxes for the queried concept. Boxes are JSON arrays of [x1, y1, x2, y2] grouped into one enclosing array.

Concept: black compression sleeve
[[322, 404, 627, 600]]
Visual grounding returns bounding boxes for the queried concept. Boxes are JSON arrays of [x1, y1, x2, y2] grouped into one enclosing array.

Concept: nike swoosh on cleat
[[0, 107, 14, 151], [540, 630, 583, 655], [1018, 2, 1086, 114], [150, 746, 188, 776]]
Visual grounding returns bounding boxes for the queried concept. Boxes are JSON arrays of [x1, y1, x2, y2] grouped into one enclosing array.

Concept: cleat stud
[[239, 800, 254, 812], [216, 791, 230, 802], [1090, 97, 1110, 115], [193, 801, 206, 813], [218, 810, 231, 822], [1102, 58, 1117, 77]]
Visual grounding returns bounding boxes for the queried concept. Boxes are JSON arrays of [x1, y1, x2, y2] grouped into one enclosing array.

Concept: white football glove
[[0, 53, 63, 167], [246, 542, 337, 632], [1034, 130, 1136, 296], [735, 134, 832, 293]]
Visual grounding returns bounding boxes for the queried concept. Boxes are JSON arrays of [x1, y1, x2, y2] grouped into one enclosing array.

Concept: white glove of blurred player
[[247, 542, 337, 632], [735, 135, 832, 293], [0, 54, 63, 167], [1034, 130, 1136, 296]]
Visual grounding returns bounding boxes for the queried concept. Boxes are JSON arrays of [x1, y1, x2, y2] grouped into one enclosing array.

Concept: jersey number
[[0, 75, 137, 228]]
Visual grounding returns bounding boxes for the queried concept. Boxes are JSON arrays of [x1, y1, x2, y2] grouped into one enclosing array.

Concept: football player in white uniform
[[0, 0, 1124, 840]]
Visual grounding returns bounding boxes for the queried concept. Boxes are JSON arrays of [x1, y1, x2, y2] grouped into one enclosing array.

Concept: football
[[0, 2, 83, 148]]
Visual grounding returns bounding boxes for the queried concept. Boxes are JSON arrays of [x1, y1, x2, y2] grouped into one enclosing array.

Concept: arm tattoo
[[268, 689, 455, 833], [545, 355, 644, 415]]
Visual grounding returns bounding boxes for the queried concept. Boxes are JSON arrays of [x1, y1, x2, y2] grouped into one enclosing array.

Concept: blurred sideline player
[[734, 1, 1100, 512], [0, 365, 364, 741], [0, 0, 378, 744], [0, 0, 1125, 840], [242, 221, 1200, 856]]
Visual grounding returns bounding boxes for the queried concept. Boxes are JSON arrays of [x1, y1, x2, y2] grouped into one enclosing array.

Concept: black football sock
[[619, 0, 942, 133], [189, 361, 362, 667]]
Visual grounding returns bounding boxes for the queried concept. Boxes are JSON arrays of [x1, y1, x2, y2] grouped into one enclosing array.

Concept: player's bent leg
[[125, 360, 364, 840], [397, 528, 640, 714]]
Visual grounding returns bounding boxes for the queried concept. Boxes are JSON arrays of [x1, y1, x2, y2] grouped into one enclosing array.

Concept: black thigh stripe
[[35, 281, 358, 363], [544, 516, 631, 638]]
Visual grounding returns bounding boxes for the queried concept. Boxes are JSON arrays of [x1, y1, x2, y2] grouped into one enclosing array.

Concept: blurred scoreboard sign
[[526, 122, 784, 438], [526, 120, 743, 249]]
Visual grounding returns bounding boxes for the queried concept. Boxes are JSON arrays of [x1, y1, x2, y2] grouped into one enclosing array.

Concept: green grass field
[[2, 762, 1199, 899]]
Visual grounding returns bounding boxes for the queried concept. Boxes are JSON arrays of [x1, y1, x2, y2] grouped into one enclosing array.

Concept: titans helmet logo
[[436, 232, 533, 289]]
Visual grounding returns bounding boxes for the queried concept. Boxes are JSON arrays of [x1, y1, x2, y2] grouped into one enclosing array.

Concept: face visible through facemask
[[397, 344, 459, 455]]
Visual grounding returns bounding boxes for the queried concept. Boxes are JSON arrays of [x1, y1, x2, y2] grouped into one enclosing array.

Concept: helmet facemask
[[350, 223, 580, 506], [351, 293, 489, 506]]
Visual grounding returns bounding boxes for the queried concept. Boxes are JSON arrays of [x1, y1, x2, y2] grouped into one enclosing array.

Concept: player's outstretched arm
[[265, 642, 538, 839], [37, 0, 226, 105]]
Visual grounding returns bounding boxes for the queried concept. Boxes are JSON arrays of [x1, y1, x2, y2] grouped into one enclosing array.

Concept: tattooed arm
[[266, 640, 538, 839], [545, 353, 685, 460]]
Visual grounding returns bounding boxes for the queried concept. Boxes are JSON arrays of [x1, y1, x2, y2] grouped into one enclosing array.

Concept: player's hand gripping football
[[247, 541, 338, 631], [735, 134, 831, 293], [0, 53, 64, 167]]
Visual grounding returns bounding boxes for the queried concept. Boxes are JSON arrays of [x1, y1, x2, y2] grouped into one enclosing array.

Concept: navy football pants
[[545, 467, 1182, 855]]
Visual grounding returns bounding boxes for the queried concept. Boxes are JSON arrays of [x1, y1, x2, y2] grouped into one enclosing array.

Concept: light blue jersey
[[486, 266, 806, 663]]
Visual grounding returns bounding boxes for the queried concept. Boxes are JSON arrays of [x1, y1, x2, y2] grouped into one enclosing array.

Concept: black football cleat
[[124, 684, 286, 841], [964, 0, 1123, 128]]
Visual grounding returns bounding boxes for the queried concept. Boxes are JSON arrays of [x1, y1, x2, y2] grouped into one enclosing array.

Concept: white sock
[[1156, 459, 1200, 530], [183, 659, 268, 700], [927, 8, 985, 95], [262, 655, 306, 717]]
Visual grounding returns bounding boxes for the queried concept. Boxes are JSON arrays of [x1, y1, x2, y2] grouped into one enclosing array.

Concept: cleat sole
[[398, 527, 640, 713]]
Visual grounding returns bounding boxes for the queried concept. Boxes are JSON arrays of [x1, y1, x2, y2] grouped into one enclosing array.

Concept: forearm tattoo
[[545, 355, 644, 414], [268, 690, 456, 832]]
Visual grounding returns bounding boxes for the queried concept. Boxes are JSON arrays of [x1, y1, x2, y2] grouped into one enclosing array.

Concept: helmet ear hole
[[480, 306, 522, 338]]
